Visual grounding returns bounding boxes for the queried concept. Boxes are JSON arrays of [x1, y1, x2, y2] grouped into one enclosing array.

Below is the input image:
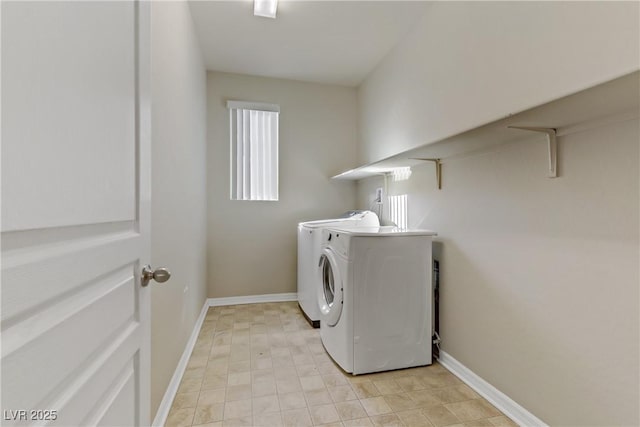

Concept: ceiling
[[188, 1, 430, 87]]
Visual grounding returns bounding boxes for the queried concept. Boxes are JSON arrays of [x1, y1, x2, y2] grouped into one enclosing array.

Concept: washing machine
[[317, 225, 437, 374], [297, 211, 379, 327]]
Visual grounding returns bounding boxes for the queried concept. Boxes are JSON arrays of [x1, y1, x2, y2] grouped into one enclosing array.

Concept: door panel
[[1, 228, 140, 323], [93, 363, 137, 427], [49, 329, 140, 427], [1, 1, 136, 231], [1, 1, 150, 425], [2, 270, 135, 410]]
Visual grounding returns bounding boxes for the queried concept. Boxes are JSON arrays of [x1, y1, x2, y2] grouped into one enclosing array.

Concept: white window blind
[[388, 194, 408, 229], [228, 101, 279, 201]]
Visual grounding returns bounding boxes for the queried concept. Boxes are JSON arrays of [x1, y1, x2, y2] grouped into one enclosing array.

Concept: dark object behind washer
[[432, 259, 440, 359]]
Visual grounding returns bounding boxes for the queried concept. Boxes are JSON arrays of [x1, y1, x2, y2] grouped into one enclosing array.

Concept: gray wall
[[355, 3, 639, 423], [206, 71, 357, 298], [357, 118, 639, 425], [358, 1, 639, 164], [150, 1, 207, 418]]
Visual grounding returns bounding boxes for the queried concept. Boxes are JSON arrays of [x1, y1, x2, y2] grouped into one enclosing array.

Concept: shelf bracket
[[411, 158, 442, 189], [507, 126, 558, 178]]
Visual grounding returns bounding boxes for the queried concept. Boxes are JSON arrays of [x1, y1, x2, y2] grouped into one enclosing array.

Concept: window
[[388, 194, 408, 229], [228, 101, 279, 201]]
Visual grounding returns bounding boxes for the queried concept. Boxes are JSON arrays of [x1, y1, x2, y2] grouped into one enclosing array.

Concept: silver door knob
[[141, 265, 171, 287]]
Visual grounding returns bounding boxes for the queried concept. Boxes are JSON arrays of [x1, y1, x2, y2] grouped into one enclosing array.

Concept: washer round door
[[317, 248, 343, 327]]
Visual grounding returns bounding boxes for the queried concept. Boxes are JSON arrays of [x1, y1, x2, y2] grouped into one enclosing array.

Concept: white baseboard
[[151, 300, 209, 427], [438, 351, 547, 427], [152, 292, 298, 426], [208, 292, 297, 307]]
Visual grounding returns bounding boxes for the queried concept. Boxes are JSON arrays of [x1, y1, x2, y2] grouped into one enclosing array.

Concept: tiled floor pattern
[[166, 302, 517, 427]]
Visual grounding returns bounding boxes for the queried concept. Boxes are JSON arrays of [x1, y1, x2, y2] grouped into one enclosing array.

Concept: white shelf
[[332, 71, 639, 181]]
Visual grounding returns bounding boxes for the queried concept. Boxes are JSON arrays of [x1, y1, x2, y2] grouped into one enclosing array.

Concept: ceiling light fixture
[[254, 0, 278, 18]]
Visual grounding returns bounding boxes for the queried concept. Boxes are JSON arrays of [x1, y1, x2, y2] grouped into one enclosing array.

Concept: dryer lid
[[327, 225, 437, 237], [299, 211, 379, 229]]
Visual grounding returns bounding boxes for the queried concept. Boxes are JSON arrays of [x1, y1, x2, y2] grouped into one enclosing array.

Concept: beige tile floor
[[166, 302, 517, 427]]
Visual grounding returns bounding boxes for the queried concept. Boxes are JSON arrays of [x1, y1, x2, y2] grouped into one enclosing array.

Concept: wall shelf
[[410, 158, 442, 189], [332, 71, 639, 182], [507, 126, 557, 178]]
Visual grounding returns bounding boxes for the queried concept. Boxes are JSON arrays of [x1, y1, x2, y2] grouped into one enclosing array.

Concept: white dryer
[[297, 211, 379, 327], [317, 226, 437, 375]]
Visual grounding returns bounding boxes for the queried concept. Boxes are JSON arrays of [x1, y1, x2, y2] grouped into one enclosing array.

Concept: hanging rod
[[507, 126, 558, 178]]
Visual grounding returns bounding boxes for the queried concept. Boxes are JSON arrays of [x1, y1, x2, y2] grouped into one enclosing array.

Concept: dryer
[[317, 226, 437, 375], [297, 211, 379, 327]]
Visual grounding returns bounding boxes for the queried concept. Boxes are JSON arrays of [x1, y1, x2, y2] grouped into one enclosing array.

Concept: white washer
[[317, 226, 437, 375], [297, 211, 379, 327]]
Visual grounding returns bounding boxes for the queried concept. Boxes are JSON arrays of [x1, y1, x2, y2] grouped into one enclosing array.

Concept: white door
[[2, 1, 153, 425]]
